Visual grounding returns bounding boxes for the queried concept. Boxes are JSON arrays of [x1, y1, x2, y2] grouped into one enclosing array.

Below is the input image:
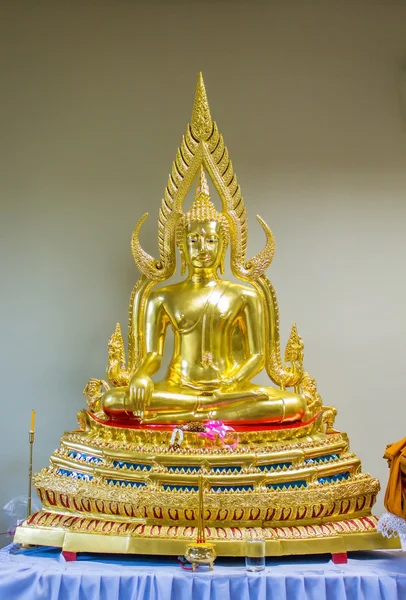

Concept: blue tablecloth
[[1, 544, 406, 600]]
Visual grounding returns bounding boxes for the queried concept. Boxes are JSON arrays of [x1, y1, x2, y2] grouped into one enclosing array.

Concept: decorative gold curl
[[131, 213, 178, 282]]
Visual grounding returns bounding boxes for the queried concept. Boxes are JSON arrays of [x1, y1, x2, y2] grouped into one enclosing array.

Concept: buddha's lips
[[194, 258, 212, 264]]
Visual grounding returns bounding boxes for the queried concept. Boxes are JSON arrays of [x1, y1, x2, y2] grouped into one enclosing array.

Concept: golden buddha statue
[[101, 166, 306, 425], [15, 73, 398, 560]]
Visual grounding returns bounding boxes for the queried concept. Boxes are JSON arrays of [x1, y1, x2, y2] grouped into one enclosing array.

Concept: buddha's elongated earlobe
[[220, 254, 225, 275], [180, 251, 186, 276]]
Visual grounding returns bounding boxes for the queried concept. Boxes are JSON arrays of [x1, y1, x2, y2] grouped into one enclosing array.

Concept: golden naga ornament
[[15, 74, 399, 557]]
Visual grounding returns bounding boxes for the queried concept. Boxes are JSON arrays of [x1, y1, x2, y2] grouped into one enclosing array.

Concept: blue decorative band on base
[[112, 461, 152, 471], [166, 465, 200, 473], [267, 480, 307, 490], [57, 469, 93, 481], [318, 472, 350, 485], [106, 479, 147, 488], [211, 485, 254, 493], [305, 454, 339, 465], [258, 462, 292, 472], [162, 484, 199, 492], [68, 451, 103, 464]]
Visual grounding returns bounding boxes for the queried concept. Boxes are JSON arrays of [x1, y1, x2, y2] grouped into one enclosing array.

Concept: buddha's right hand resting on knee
[[101, 372, 154, 420], [129, 374, 153, 418]]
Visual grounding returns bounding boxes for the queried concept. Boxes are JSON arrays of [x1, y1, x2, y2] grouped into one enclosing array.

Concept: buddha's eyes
[[187, 234, 218, 244]]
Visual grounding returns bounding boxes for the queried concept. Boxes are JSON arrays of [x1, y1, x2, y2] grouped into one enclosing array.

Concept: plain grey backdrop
[[1, 0, 406, 544]]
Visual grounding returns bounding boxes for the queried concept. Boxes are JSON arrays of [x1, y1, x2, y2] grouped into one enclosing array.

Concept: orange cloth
[[384, 437, 406, 518]]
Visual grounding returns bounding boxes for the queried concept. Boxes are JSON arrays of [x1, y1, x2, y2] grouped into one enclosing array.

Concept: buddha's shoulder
[[227, 281, 258, 298], [146, 282, 185, 304], [148, 280, 259, 301], [228, 283, 262, 309]]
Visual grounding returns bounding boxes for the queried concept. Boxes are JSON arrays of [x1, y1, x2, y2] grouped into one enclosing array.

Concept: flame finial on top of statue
[[191, 72, 213, 141]]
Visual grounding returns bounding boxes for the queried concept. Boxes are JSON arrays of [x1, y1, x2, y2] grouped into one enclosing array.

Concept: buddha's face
[[184, 221, 222, 270]]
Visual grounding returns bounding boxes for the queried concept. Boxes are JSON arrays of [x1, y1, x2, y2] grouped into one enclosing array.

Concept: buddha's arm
[[224, 293, 265, 387], [130, 293, 169, 400]]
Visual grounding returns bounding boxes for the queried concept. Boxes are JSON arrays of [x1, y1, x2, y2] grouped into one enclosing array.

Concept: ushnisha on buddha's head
[[176, 167, 229, 275]]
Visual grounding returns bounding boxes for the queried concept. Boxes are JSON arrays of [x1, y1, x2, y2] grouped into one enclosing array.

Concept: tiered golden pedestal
[[15, 411, 396, 555]]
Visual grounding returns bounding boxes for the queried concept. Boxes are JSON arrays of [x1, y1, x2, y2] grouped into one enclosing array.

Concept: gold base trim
[[15, 521, 400, 556]]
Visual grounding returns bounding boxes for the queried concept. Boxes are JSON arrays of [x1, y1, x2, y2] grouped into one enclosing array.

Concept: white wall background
[[1, 0, 406, 544]]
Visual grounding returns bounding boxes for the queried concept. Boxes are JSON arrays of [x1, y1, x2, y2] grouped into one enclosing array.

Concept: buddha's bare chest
[[164, 286, 239, 333]]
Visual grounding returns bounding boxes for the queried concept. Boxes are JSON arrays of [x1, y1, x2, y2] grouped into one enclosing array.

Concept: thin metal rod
[[201, 485, 206, 543], [27, 431, 34, 519], [196, 475, 206, 544]]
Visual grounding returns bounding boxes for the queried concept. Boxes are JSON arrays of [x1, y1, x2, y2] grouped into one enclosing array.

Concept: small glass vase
[[245, 538, 266, 572]]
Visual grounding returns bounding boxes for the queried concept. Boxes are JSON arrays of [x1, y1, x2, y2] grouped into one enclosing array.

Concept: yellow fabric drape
[[384, 438, 406, 518]]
